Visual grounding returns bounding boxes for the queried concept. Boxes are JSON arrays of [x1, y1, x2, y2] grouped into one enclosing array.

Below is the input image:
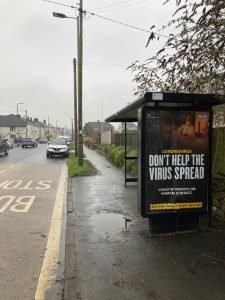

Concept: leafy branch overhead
[[129, 0, 225, 96]]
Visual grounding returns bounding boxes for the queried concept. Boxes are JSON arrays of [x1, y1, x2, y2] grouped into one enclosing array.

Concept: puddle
[[91, 213, 132, 234]]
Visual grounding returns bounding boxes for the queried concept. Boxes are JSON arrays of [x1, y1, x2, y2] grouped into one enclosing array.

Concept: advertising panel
[[138, 107, 211, 217]]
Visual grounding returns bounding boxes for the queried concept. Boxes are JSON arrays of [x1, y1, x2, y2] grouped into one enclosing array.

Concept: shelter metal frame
[[106, 92, 225, 187]]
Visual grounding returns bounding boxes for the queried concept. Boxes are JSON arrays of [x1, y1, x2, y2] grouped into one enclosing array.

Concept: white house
[[0, 114, 26, 141]]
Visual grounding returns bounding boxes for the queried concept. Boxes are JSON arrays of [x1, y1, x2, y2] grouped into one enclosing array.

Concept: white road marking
[[0, 170, 6, 174], [35, 164, 67, 300], [9, 165, 16, 169], [10, 196, 36, 212], [0, 196, 15, 213], [0, 195, 36, 213], [0, 180, 53, 190]]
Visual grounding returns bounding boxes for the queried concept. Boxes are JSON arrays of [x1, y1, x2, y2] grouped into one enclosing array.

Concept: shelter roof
[[105, 92, 225, 122]]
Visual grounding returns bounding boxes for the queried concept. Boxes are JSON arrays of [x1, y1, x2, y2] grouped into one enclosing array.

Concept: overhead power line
[[92, 0, 149, 13], [84, 61, 125, 68], [87, 11, 169, 38], [43, 0, 169, 38], [42, 0, 77, 9], [0, 100, 16, 110], [84, 64, 130, 76], [88, 0, 146, 12]]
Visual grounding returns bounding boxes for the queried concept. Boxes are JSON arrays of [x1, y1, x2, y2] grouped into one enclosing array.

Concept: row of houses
[[0, 115, 137, 143], [0, 114, 65, 141]]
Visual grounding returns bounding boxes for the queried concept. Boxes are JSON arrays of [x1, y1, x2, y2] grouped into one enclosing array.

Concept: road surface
[[0, 144, 67, 300]]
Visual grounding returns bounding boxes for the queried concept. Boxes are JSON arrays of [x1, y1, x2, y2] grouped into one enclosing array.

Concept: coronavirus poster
[[138, 107, 211, 217]]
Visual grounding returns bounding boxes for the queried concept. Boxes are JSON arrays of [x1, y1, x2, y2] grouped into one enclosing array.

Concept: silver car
[[46, 138, 69, 158]]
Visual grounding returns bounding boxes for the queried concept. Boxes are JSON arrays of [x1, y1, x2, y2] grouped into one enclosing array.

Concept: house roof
[[33, 118, 48, 128], [105, 92, 225, 122], [84, 122, 113, 129], [0, 114, 26, 127]]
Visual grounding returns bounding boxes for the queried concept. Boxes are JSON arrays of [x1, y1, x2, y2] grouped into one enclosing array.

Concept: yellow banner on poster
[[150, 202, 203, 210]]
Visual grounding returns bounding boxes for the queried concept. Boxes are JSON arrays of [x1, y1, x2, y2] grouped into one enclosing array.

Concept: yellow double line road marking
[[35, 164, 67, 300]]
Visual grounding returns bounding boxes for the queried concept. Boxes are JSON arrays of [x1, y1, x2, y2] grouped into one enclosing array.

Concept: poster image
[[139, 108, 210, 216]]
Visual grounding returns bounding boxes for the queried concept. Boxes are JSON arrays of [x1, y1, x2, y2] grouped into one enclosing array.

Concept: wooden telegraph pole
[[73, 58, 78, 157], [77, 0, 83, 165]]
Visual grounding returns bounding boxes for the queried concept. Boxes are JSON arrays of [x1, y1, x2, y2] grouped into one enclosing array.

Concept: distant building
[[24, 117, 40, 140], [83, 121, 114, 138], [118, 122, 137, 132], [0, 114, 26, 140], [32, 118, 48, 139]]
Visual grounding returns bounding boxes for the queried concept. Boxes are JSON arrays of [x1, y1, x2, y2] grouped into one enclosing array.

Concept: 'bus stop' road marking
[[0, 180, 53, 213], [0, 170, 6, 174], [35, 164, 67, 300]]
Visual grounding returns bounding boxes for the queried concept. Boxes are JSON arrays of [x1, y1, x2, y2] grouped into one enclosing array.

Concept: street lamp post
[[16, 102, 23, 115], [53, 6, 83, 165]]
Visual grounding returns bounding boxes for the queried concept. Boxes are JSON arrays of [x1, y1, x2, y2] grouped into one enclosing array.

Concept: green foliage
[[69, 141, 75, 150], [212, 128, 225, 176], [129, 0, 225, 95], [68, 155, 96, 177], [125, 149, 138, 176], [114, 147, 125, 167], [98, 145, 137, 176]]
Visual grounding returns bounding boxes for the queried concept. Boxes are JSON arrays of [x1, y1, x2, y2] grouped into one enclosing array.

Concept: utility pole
[[56, 121, 57, 137], [101, 98, 104, 133], [71, 118, 74, 141], [16, 102, 23, 116], [25, 110, 28, 138], [78, 0, 83, 165], [48, 116, 50, 140], [73, 58, 78, 157]]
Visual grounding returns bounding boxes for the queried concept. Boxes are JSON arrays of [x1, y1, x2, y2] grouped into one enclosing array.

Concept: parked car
[[7, 140, 14, 149], [39, 138, 48, 144], [21, 138, 38, 148], [0, 135, 9, 155], [47, 138, 69, 158]]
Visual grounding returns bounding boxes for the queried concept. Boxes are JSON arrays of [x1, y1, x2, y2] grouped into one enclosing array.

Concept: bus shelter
[[106, 92, 225, 234]]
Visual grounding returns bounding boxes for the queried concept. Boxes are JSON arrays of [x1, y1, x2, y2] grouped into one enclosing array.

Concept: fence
[[212, 127, 225, 176], [114, 132, 137, 149]]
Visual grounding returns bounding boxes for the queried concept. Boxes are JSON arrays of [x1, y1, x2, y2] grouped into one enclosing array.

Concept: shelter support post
[[124, 121, 138, 187]]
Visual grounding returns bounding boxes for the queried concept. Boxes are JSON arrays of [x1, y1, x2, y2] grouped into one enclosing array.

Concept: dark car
[[0, 135, 9, 155], [21, 138, 38, 148]]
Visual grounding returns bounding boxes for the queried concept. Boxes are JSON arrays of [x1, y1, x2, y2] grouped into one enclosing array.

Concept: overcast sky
[[0, 0, 176, 129]]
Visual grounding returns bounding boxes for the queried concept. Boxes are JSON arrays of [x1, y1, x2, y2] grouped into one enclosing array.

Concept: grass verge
[[68, 155, 97, 177]]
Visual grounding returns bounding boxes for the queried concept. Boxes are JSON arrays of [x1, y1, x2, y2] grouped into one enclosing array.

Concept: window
[[10, 126, 16, 131]]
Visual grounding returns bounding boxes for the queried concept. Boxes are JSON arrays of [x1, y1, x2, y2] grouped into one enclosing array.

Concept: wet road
[[0, 145, 67, 300], [67, 146, 225, 300]]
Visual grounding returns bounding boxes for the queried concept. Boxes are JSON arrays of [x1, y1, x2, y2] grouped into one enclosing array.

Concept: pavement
[[64, 146, 225, 300]]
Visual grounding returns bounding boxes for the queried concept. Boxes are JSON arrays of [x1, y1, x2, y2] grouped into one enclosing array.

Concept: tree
[[129, 0, 225, 97]]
